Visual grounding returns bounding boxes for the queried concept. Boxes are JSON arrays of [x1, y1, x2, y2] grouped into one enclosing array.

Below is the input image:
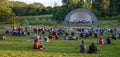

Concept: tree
[[57, 0, 80, 21], [27, 2, 45, 15], [92, 0, 110, 17], [101, 0, 110, 17], [81, 0, 92, 10], [109, 0, 120, 16], [11, 1, 28, 16], [53, 0, 120, 21], [45, 6, 53, 14], [53, 0, 94, 21], [62, 0, 79, 9], [92, 0, 102, 11], [0, 0, 14, 21], [115, 0, 120, 14], [101, 0, 110, 11], [53, 6, 69, 21]]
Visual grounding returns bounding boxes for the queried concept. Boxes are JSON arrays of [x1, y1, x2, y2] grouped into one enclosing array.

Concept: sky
[[9, 0, 62, 7]]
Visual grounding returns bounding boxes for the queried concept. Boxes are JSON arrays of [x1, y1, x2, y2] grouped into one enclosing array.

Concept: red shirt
[[55, 35, 59, 40], [34, 42, 39, 49]]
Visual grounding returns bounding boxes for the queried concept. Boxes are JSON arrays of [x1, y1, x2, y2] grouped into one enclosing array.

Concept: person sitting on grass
[[88, 42, 98, 54], [34, 39, 39, 49], [71, 35, 78, 40], [79, 40, 86, 53], [111, 33, 117, 40], [64, 34, 69, 40], [33, 39, 45, 50], [55, 34, 60, 40], [44, 36, 50, 42], [106, 36, 112, 44], [0, 34, 6, 40], [99, 37, 104, 45], [94, 32, 98, 38], [64, 32, 69, 40], [38, 41, 45, 50], [80, 32, 84, 38], [69, 32, 78, 40]]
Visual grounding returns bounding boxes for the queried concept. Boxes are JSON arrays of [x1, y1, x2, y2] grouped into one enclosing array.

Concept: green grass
[[17, 15, 54, 25], [0, 15, 120, 57], [0, 33, 120, 57], [1, 15, 120, 28], [18, 15, 53, 20], [97, 20, 120, 28]]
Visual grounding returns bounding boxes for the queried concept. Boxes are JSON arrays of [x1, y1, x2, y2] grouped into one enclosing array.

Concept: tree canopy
[[0, 0, 120, 22], [53, 0, 120, 21], [0, 0, 14, 21]]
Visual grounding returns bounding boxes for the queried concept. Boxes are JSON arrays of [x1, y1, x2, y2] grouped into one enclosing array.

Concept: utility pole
[[13, 16, 18, 30]]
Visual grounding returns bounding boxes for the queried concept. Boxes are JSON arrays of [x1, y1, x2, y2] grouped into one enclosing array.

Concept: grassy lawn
[[0, 34, 120, 57], [17, 15, 55, 25], [1, 15, 120, 28], [17, 15, 120, 28], [0, 15, 120, 57]]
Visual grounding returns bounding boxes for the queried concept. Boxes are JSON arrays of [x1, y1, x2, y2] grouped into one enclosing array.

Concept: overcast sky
[[9, 0, 62, 7]]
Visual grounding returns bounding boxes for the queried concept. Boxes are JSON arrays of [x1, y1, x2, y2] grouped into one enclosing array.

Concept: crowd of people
[[5, 26, 120, 40], [5, 26, 31, 36], [68, 20, 93, 24], [4, 26, 120, 54]]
